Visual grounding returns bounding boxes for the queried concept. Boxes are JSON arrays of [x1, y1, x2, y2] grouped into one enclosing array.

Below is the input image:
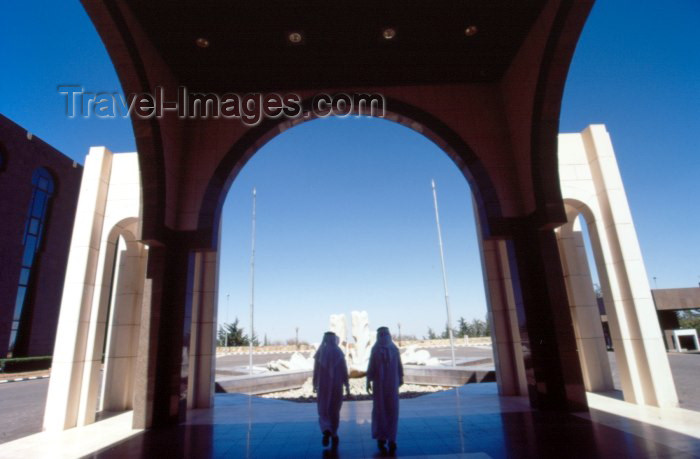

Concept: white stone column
[[556, 220, 614, 392], [479, 238, 527, 396], [581, 125, 678, 407], [75, 233, 118, 426], [100, 239, 147, 412], [44, 147, 113, 431], [187, 250, 218, 409]]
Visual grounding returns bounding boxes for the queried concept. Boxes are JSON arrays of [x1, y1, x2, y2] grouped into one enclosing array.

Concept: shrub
[[0, 356, 52, 373]]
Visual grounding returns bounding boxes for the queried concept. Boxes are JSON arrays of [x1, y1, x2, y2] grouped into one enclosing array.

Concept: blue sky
[[1, 2, 698, 342], [218, 118, 483, 342]]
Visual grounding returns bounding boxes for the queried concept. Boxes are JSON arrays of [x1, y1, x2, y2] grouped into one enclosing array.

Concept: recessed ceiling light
[[288, 32, 303, 44], [464, 26, 478, 37], [382, 27, 396, 40], [196, 37, 210, 48]]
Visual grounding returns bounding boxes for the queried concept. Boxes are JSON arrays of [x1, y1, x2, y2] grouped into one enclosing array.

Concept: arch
[[106, 216, 141, 244], [99, 223, 146, 413], [558, 196, 665, 405], [32, 167, 55, 193], [556, 199, 614, 393], [198, 97, 503, 250], [555, 126, 679, 409], [83, 0, 167, 241], [529, 1, 592, 226], [76, 217, 147, 425], [190, 114, 521, 408]]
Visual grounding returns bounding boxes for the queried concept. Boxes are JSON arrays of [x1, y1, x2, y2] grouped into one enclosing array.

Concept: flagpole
[[249, 187, 256, 375], [225, 293, 230, 348], [431, 179, 456, 367]]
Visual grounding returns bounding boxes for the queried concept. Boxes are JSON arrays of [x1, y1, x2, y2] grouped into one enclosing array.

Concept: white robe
[[313, 333, 348, 435], [367, 328, 403, 442]]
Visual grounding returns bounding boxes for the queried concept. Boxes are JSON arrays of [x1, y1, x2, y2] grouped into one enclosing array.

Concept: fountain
[[217, 311, 494, 395]]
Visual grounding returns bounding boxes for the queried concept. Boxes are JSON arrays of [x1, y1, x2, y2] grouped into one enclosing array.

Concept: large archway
[[211, 114, 495, 395], [178, 105, 579, 423]]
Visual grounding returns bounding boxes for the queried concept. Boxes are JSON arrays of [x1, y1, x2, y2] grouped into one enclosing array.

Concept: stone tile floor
[[82, 383, 700, 458], [4, 383, 700, 458]]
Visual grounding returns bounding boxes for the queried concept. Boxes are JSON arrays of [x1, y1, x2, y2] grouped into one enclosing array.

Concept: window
[[7, 168, 55, 356]]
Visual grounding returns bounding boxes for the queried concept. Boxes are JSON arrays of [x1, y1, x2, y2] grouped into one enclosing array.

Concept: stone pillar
[[581, 125, 678, 408], [509, 224, 587, 412], [187, 250, 218, 409], [43, 147, 113, 431], [479, 238, 527, 396], [76, 234, 119, 426], [556, 223, 614, 392], [133, 235, 194, 429], [100, 239, 147, 411]]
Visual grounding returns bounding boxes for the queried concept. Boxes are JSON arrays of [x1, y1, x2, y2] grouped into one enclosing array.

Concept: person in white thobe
[[366, 326, 404, 453], [313, 331, 350, 448]]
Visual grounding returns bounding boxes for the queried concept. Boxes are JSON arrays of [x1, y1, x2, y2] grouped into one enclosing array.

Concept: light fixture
[[196, 37, 210, 48], [382, 27, 396, 40], [464, 25, 478, 37], [288, 32, 303, 44]]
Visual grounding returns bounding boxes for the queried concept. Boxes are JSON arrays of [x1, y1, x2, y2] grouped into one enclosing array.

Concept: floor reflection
[[88, 384, 700, 458]]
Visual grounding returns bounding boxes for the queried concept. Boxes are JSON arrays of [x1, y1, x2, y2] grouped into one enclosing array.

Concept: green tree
[[425, 327, 438, 340], [457, 316, 477, 337], [470, 318, 487, 337], [218, 318, 250, 346], [678, 309, 700, 335], [456, 317, 468, 338], [452, 315, 492, 338]]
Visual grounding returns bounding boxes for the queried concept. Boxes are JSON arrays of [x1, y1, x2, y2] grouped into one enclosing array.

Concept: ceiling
[[125, 0, 547, 92]]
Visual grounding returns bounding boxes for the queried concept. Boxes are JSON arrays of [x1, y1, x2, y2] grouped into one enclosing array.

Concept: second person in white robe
[[366, 326, 403, 453]]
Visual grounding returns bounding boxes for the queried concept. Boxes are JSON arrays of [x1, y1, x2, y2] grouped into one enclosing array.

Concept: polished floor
[[83, 383, 700, 458]]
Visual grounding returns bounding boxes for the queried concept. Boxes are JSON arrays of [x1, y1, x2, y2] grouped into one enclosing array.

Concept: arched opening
[[556, 200, 616, 394], [75, 218, 148, 425], [98, 229, 148, 415], [193, 111, 512, 412]]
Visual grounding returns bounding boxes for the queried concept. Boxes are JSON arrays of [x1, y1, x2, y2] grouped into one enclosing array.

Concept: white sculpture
[[266, 350, 316, 372], [329, 313, 348, 355], [347, 310, 375, 376], [265, 314, 443, 373], [401, 345, 440, 366]]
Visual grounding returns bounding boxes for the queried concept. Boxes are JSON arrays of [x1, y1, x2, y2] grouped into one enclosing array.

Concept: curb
[[217, 350, 312, 356], [0, 374, 50, 384]]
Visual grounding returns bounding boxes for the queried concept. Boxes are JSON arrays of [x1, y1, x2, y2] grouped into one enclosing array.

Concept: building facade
[[0, 115, 82, 357], [652, 287, 700, 350]]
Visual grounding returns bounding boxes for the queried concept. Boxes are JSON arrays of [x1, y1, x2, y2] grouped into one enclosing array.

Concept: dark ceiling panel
[[125, 0, 546, 92]]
